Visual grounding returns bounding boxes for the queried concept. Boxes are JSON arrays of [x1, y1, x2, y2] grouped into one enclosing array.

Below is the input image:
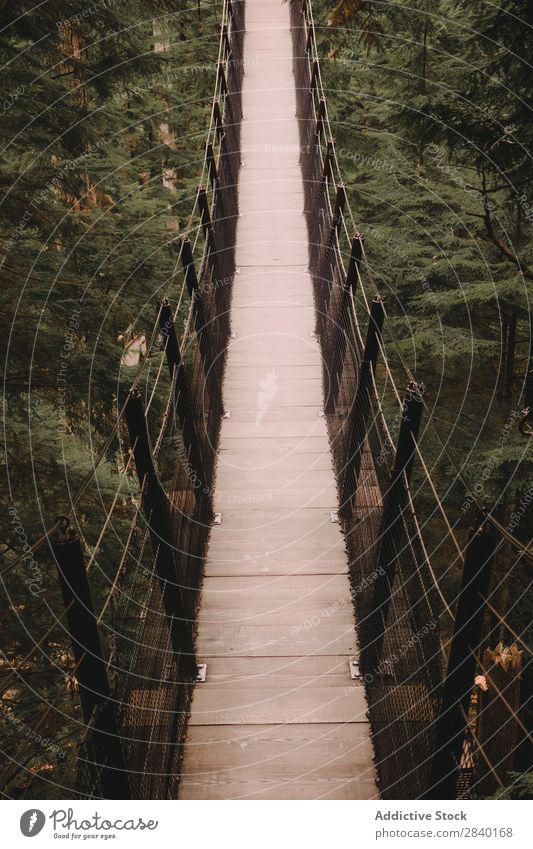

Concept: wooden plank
[[204, 551, 348, 577], [198, 577, 354, 624], [180, 724, 375, 773], [179, 776, 377, 801], [214, 452, 334, 470], [215, 469, 336, 489], [187, 686, 368, 726], [196, 623, 358, 658], [198, 574, 351, 603], [188, 656, 355, 689]]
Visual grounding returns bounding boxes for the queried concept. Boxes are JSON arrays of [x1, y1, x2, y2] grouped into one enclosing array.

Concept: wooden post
[[51, 520, 130, 799], [339, 297, 385, 507], [362, 381, 424, 674], [424, 514, 497, 799]]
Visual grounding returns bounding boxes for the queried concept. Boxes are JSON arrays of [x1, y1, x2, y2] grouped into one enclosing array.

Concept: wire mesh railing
[[76, 0, 246, 800]]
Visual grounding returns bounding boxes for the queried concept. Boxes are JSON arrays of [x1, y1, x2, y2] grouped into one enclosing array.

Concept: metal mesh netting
[[290, 0, 443, 800], [77, 0, 245, 799]]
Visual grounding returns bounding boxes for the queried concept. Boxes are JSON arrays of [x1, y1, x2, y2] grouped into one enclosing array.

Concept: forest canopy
[[0, 0, 531, 799]]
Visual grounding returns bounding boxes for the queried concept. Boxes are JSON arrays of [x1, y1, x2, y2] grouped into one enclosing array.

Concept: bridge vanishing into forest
[[3, 0, 531, 802]]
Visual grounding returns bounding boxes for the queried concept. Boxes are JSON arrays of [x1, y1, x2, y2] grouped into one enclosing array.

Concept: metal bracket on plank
[[349, 658, 363, 680]]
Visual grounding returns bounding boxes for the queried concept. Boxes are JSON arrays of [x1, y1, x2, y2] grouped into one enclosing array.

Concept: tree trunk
[[498, 316, 509, 399], [505, 310, 517, 399], [525, 311, 533, 412]]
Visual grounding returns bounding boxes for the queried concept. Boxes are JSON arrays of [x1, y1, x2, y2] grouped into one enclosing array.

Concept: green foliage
[[319, 0, 533, 688], [487, 771, 533, 800], [0, 0, 221, 796]]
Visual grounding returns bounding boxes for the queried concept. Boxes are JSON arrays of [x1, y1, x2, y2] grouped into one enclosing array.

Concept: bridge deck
[[178, 0, 377, 800]]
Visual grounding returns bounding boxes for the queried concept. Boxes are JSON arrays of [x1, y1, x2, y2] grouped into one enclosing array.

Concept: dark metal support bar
[[314, 96, 326, 144], [51, 522, 130, 799], [213, 100, 224, 143], [222, 24, 232, 60], [124, 390, 191, 667], [332, 182, 346, 229], [124, 388, 156, 483], [362, 381, 424, 674], [424, 515, 497, 799], [180, 236, 199, 299], [158, 298, 180, 376], [310, 59, 319, 93], [206, 142, 218, 189], [158, 299, 209, 503], [324, 238, 365, 414], [390, 381, 424, 488], [305, 21, 314, 54], [322, 138, 334, 182], [362, 293, 385, 368], [217, 62, 228, 96], [180, 237, 219, 395], [52, 527, 110, 723], [197, 186, 230, 340], [338, 297, 385, 504], [197, 185, 213, 240], [316, 183, 347, 337], [345, 233, 364, 294]]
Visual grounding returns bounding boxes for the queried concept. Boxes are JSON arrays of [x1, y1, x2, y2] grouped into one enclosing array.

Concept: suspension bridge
[[1, 0, 530, 802], [178, 0, 376, 800]]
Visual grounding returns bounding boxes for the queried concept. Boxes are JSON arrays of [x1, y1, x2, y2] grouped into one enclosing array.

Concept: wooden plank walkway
[[178, 0, 378, 800]]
